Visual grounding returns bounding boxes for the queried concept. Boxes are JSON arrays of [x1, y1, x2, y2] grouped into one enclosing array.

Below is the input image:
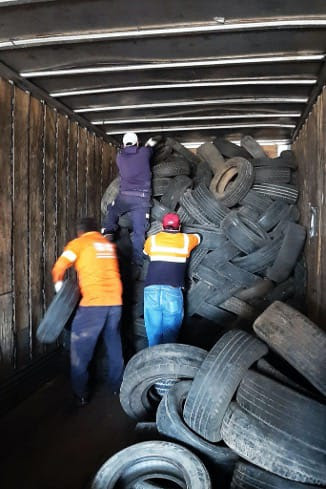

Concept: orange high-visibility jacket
[[52, 231, 122, 306]]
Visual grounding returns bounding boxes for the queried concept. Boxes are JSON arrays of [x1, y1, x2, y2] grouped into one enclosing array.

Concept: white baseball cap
[[123, 132, 138, 147]]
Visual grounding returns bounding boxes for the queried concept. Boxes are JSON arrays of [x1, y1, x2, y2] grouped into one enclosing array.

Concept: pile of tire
[[89, 301, 326, 489], [101, 135, 307, 354]]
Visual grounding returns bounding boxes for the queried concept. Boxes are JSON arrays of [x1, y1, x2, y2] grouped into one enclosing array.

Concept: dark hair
[[77, 217, 98, 233]]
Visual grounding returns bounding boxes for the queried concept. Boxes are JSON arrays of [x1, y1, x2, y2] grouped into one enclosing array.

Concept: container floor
[[0, 374, 137, 489]]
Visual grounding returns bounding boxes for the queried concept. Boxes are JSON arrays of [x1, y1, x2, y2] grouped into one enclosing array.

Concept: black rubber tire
[[120, 344, 207, 420], [165, 136, 200, 166], [253, 301, 326, 396], [218, 297, 257, 320], [180, 190, 213, 225], [237, 370, 326, 453], [152, 144, 173, 163], [183, 330, 268, 442], [252, 184, 298, 204], [91, 441, 211, 489], [212, 261, 261, 288], [197, 142, 226, 174], [235, 279, 274, 302], [101, 177, 120, 216], [253, 152, 297, 170], [231, 461, 319, 489], [152, 177, 171, 197], [152, 158, 190, 178], [156, 380, 239, 468], [255, 358, 316, 398], [221, 211, 269, 254], [209, 158, 254, 208], [257, 200, 289, 231], [160, 175, 192, 210], [214, 138, 251, 159], [193, 160, 213, 188], [151, 199, 172, 222], [191, 183, 229, 224], [187, 247, 209, 276], [200, 239, 240, 267], [268, 205, 300, 239], [182, 225, 226, 251], [177, 206, 193, 224], [266, 223, 306, 283], [146, 220, 162, 237], [254, 166, 291, 184], [231, 235, 283, 274], [221, 403, 326, 485], [186, 280, 216, 317], [36, 278, 80, 343], [238, 205, 261, 222], [241, 135, 266, 158], [196, 301, 237, 325], [240, 190, 273, 214]]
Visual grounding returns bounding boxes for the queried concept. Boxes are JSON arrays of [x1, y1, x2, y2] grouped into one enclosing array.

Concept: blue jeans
[[70, 305, 123, 397], [103, 193, 150, 265], [144, 285, 184, 346]]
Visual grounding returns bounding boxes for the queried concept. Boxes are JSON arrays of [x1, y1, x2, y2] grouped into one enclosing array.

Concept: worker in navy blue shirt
[[102, 132, 158, 272]]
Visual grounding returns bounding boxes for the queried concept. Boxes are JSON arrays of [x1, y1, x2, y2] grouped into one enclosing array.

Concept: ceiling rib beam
[[106, 123, 296, 135], [50, 78, 316, 97], [20, 54, 325, 78], [75, 98, 308, 113], [2, 17, 326, 49], [93, 113, 301, 125]]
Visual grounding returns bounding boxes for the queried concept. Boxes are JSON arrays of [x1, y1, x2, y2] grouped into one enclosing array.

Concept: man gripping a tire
[[143, 213, 200, 346], [52, 217, 124, 406]]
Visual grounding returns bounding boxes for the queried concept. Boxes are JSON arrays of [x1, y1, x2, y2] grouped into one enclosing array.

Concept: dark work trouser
[[103, 193, 150, 266], [70, 305, 123, 397]]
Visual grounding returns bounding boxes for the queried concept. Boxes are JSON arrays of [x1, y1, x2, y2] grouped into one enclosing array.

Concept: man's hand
[[145, 137, 159, 147], [54, 281, 63, 293]]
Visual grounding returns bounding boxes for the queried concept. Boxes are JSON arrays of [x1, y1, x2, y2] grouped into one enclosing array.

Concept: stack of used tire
[[101, 135, 307, 354], [89, 301, 325, 489]]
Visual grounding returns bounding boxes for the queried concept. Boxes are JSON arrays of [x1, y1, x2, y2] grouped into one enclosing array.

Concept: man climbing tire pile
[[102, 132, 158, 278]]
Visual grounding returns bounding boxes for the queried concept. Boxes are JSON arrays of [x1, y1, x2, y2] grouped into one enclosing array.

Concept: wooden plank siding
[[293, 87, 326, 328], [0, 79, 14, 377], [13, 86, 30, 367], [28, 97, 44, 356], [0, 76, 117, 382]]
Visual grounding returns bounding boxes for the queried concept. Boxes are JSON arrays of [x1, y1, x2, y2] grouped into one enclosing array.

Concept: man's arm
[[52, 242, 78, 291]]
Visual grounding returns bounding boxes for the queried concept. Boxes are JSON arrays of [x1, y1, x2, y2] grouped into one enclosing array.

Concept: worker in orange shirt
[[143, 213, 200, 346], [52, 217, 123, 406]]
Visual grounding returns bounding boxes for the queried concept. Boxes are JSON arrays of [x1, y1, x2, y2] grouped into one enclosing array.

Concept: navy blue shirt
[[117, 145, 152, 193]]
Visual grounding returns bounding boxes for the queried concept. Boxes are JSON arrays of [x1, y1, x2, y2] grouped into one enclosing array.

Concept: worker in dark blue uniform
[[102, 132, 157, 273]]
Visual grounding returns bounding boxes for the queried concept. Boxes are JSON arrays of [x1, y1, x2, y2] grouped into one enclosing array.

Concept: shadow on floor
[[0, 375, 137, 489]]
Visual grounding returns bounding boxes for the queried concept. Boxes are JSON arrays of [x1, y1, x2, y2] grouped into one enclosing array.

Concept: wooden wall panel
[[67, 122, 78, 241], [293, 87, 326, 328], [0, 75, 118, 382], [86, 133, 96, 218], [0, 79, 14, 376], [94, 137, 103, 226], [13, 87, 30, 367], [56, 114, 69, 255], [77, 127, 87, 219], [43, 106, 57, 309], [28, 97, 44, 356]]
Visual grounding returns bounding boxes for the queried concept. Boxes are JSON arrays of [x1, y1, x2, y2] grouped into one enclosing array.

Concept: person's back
[[63, 231, 122, 306], [117, 145, 152, 193], [143, 213, 200, 346]]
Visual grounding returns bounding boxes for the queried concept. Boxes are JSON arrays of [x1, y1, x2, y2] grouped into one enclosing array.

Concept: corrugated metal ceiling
[[0, 0, 325, 146]]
